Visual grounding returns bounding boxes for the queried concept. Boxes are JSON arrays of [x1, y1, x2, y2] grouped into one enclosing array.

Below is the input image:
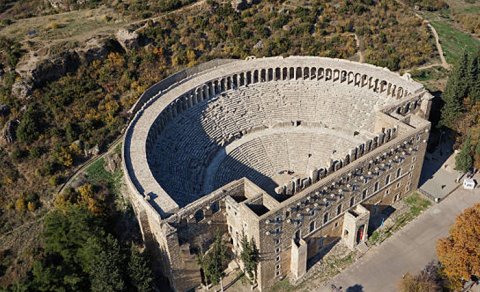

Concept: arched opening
[[318, 68, 325, 80], [296, 67, 303, 80], [194, 209, 204, 222], [325, 68, 332, 81], [303, 67, 309, 79]]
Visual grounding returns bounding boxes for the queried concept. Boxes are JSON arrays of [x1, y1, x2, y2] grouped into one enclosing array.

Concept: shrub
[[48, 175, 61, 187], [15, 198, 26, 212], [27, 201, 37, 212]]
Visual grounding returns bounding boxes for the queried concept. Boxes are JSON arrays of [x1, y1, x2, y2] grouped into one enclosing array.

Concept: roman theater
[[122, 56, 432, 291]]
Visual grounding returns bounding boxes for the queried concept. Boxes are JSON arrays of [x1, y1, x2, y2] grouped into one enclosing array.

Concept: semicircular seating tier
[[123, 56, 425, 215]]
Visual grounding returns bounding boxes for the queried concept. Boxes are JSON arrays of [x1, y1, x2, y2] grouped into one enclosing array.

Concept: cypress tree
[[197, 233, 226, 286], [455, 136, 473, 173], [240, 235, 259, 283], [469, 51, 480, 102], [440, 52, 469, 128], [128, 247, 154, 292]]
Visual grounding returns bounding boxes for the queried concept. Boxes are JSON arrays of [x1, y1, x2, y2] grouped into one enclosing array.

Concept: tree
[[16, 105, 44, 144], [475, 142, 480, 169], [31, 206, 107, 291], [437, 203, 480, 289], [398, 261, 442, 292], [467, 50, 480, 102], [80, 235, 126, 292], [128, 246, 154, 292], [455, 136, 473, 172], [240, 234, 259, 283], [15, 197, 26, 212], [440, 52, 469, 128], [198, 233, 227, 286]]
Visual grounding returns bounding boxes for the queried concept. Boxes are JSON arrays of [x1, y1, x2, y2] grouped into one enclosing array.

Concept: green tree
[[28, 205, 132, 291], [16, 105, 44, 144], [440, 52, 469, 128], [198, 233, 227, 286], [240, 234, 259, 283], [80, 235, 126, 292], [128, 246, 154, 292], [467, 50, 480, 102], [455, 136, 473, 172], [31, 206, 102, 290]]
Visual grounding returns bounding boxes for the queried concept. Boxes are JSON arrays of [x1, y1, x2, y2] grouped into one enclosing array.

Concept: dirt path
[[353, 33, 365, 63], [131, 0, 206, 30], [425, 21, 449, 68], [394, 0, 449, 70]]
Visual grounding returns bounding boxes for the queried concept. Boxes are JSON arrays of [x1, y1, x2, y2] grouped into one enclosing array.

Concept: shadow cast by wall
[[346, 284, 364, 292], [148, 91, 284, 208]]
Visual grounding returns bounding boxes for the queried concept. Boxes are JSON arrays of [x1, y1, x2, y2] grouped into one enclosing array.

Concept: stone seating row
[[147, 80, 391, 202]]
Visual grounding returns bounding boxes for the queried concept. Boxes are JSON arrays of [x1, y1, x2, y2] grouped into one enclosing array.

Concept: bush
[[16, 105, 44, 144], [48, 175, 61, 187], [398, 261, 443, 291], [15, 198, 26, 212], [27, 201, 37, 212]]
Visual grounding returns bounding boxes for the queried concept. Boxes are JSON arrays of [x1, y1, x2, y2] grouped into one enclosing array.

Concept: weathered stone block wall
[[122, 57, 433, 291], [242, 113, 431, 291]]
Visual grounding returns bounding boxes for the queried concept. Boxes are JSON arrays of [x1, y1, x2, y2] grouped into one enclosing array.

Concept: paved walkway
[[321, 187, 480, 292]]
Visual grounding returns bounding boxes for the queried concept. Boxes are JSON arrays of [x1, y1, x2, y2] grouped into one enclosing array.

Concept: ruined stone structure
[[122, 56, 432, 291]]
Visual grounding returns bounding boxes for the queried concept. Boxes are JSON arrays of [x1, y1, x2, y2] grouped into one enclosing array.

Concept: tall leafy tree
[[455, 135, 473, 172], [437, 203, 480, 289], [128, 246, 154, 292], [31, 206, 103, 291], [79, 235, 126, 292], [469, 51, 480, 102], [198, 233, 227, 286], [440, 51, 469, 128], [240, 235, 259, 283], [24, 205, 147, 292]]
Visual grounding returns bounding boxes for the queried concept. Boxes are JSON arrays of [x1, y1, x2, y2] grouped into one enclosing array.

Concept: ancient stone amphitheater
[[122, 56, 432, 291]]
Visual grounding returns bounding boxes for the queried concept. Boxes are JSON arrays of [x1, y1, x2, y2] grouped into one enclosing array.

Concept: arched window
[[309, 221, 315, 233], [194, 210, 204, 222], [211, 202, 219, 213], [323, 213, 329, 224]]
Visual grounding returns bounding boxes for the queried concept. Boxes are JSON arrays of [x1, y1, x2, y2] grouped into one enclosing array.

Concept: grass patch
[[85, 157, 123, 196], [410, 66, 449, 82], [328, 252, 356, 271], [368, 193, 431, 246], [404, 192, 432, 217], [269, 278, 295, 292], [429, 18, 480, 64], [453, 4, 480, 15]]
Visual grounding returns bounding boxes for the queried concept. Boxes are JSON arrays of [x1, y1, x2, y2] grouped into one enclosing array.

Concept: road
[[321, 187, 480, 292]]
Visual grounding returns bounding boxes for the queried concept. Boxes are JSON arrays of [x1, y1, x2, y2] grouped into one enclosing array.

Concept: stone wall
[[124, 56, 429, 218], [240, 112, 431, 291], [121, 56, 432, 291]]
